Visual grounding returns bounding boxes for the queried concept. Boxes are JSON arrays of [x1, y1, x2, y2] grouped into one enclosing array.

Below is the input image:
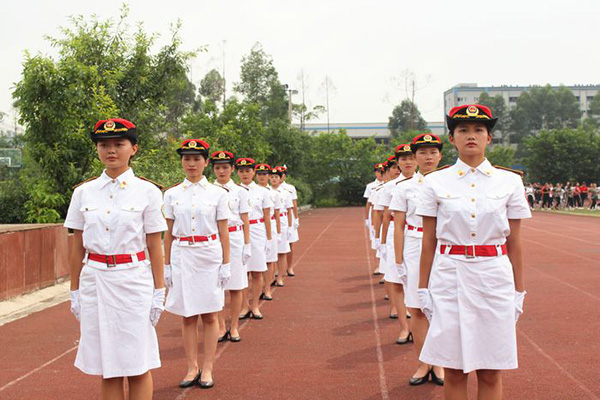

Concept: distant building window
[[474, 97, 479, 102], [575, 96, 580, 102], [509, 97, 518, 103], [587, 96, 595, 102], [457, 97, 466, 102]]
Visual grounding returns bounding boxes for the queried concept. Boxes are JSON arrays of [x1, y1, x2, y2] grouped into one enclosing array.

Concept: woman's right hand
[[69, 290, 81, 322], [164, 264, 172, 288]]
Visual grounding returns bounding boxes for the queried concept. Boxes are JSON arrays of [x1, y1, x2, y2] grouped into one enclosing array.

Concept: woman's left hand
[[515, 290, 527, 323], [218, 263, 231, 288], [150, 288, 166, 327]]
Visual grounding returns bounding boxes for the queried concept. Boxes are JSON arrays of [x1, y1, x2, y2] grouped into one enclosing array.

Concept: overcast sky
[[2, 0, 599, 128]]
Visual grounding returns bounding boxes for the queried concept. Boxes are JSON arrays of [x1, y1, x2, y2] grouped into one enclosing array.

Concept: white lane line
[[519, 329, 599, 399], [523, 238, 597, 263], [522, 225, 600, 246], [363, 222, 389, 400], [176, 211, 338, 400], [0, 345, 78, 393]]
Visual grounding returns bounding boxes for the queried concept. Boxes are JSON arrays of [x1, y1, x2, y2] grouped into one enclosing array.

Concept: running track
[[0, 208, 598, 399]]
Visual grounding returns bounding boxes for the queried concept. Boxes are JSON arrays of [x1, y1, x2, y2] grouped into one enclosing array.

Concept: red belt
[[249, 218, 264, 224], [176, 234, 218, 244], [440, 244, 507, 258], [271, 215, 276, 220], [88, 251, 146, 267], [406, 225, 423, 232], [228, 225, 243, 232], [280, 212, 287, 217]]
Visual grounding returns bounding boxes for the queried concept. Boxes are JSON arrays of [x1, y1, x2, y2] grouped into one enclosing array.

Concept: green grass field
[[535, 208, 600, 218]]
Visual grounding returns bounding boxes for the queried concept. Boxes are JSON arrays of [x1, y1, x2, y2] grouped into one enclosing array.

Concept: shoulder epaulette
[[494, 165, 524, 177], [395, 176, 413, 185], [72, 176, 98, 189], [423, 165, 451, 177], [165, 181, 183, 191], [237, 183, 250, 191], [139, 176, 165, 191], [214, 184, 230, 192]]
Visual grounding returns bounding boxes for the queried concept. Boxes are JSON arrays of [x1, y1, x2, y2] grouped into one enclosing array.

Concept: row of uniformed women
[[365, 105, 531, 399], [66, 120, 300, 400]]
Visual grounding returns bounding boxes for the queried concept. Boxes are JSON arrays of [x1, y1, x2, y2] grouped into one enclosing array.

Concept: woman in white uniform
[[279, 167, 300, 276], [256, 164, 281, 293], [390, 133, 444, 385], [270, 166, 294, 286], [378, 146, 415, 342], [163, 139, 232, 389], [417, 105, 531, 399], [65, 118, 167, 400], [211, 151, 251, 343], [237, 159, 274, 318]]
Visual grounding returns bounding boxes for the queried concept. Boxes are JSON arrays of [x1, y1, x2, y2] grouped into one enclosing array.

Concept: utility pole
[[222, 40, 227, 106], [325, 76, 330, 133]]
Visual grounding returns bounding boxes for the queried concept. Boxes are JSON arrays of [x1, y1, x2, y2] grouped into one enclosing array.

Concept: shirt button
[[470, 184, 476, 188], [470, 232, 476, 237], [109, 195, 113, 199], [192, 216, 196, 220], [106, 210, 110, 214], [192, 204, 196, 208], [111, 179, 116, 183], [470, 168, 476, 173], [192, 228, 196, 232], [471, 214, 476, 218], [471, 198, 475, 202], [105, 227, 110, 232]]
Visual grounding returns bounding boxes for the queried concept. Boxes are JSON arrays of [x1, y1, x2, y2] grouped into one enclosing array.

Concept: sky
[[2, 0, 599, 130]]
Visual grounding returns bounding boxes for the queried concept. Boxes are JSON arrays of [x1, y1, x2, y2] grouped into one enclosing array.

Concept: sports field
[[0, 207, 598, 399]]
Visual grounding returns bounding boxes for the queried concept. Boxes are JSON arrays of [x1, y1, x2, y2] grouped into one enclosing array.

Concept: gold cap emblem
[[104, 120, 116, 131], [188, 141, 197, 148], [218, 152, 227, 159], [424, 134, 432, 142], [466, 106, 479, 117]]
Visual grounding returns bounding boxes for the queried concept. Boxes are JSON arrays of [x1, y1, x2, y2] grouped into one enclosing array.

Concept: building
[[444, 83, 600, 117], [300, 122, 445, 142]]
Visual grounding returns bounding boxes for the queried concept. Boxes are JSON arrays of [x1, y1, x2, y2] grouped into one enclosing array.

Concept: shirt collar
[[99, 168, 135, 189], [454, 158, 494, 179], [182, 176, 209, 189], [214, 179, 234, 189]]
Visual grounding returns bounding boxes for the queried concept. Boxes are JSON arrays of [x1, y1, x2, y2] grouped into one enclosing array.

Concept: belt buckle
[[188, 236, 195, 245], [465, 245, 475, 259], [106, 255, 117, 268]]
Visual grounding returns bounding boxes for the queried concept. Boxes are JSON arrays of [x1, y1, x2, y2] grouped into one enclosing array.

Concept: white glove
[[294, 219, 300, 230], [287, 228, 293, 240], [218, 263, 231, 288], [266, 239, 274, 254], [69, 290, 81, 322], [150, 288, 166, 327], [364, 219, 369, 228], [515, 290, 527, 323], [164, 264, 172, 288], [395, 263, 407, 285], [374, 238, 381, 252], [242, 244, 252, 264], [418, 288, 433, 322], [380, 243, 388, 260], [277, 233, 282, 241]]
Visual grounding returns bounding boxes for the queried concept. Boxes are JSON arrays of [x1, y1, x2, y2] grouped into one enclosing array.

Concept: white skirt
[[266, 219, 279, 262], [224, 230, 248, 291], [288, 218, 299, 243], [247, 223, 267, 272], [402, 235, 422, 308], [420, 255, 517, 373], [384, 223, 404, 284], [166, 242, 224, 317], [278, 221, 291, 254], [75, 265, 160, 378]]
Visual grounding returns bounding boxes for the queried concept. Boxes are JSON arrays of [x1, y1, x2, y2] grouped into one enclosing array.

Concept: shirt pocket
[[228, 197, 240, 214], [200, 200, 217, 219], [120, 203, 144, 227], [486, 191, 510, 213], [436, 191, 462, 211], [79, 204, 100, 227]]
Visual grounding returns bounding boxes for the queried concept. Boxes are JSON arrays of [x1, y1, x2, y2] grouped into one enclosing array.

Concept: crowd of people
[[526, 182, 599, 210], [64, 118, 301, 399], [364, 104, 530, 400]]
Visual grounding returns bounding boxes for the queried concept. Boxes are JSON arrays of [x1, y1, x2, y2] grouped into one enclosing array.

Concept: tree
[[12, 10, 197, 222], [509, 85, 582, 143], [387, 100, 427, 138], [234, 43, 288, 122], [523, 128, 600, 183], [486, 145, 515, 167], [588, 93, 600, 126], [199, 69, 225, 104], [478, 92, 510, 143]]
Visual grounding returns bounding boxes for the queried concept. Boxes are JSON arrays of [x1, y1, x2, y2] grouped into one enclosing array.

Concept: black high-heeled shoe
[[396, 332, 413, 345], [239, 310, 252, 320], [179, 371, 201, 388], [430, 368, 444, 386], [218, 331, 230, 343], [197, 371, 214, 389], [409, 369, 431, 386], [287, 270, 295, 277]]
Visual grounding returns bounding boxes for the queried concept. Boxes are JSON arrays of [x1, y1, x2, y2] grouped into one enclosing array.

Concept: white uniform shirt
[[64, 169, 167, 267], [266, 186, 281, 215], [370, 182, 386, 211], [416, 159, 531, 247], [363, 179, 380, 199], [376, 174, 410, 209], [389, 172, 424, 238], [241, 181, 273, 220], [163, 176, 232, 238], [281, 181, 298, 201], [213, 179, 251, 227], [276, 186, 293, 218]]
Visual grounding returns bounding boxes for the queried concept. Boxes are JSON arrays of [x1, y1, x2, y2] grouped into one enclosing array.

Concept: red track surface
[[0, 208, 599, 399]]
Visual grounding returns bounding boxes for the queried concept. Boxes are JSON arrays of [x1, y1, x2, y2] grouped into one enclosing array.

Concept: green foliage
[[387, 100, 427, 138], [509, 85, 582, 143], [523, 127, 600, 182], [486, 145, 515, 167], [199, 69, 225, 104], [478, 92, 510, 142]]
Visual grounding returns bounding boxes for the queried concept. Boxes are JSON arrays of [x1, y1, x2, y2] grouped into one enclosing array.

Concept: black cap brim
[[446, 116, 497, 133]]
